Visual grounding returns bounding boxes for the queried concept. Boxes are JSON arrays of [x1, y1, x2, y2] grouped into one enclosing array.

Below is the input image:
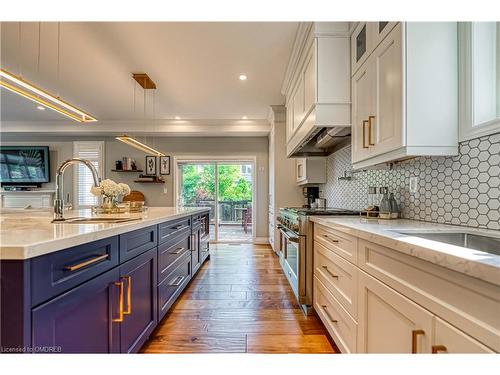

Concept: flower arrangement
[[90, 179, 131, 211]]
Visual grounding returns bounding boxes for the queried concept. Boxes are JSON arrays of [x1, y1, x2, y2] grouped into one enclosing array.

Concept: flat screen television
[[0, 146, 50, 185]]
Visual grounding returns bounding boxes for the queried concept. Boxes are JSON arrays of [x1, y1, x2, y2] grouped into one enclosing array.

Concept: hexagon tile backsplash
[[321, 132, 500, 230]]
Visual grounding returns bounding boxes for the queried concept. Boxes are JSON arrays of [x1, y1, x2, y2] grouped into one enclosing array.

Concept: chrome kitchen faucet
[[53, 158, 100, 222]]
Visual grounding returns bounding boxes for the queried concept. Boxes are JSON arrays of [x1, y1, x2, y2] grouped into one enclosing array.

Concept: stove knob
[[277, 216, 282, 223], [292, 224, 300, 232]]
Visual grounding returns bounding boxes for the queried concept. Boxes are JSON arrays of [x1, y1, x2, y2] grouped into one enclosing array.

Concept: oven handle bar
[[278, 226, 300, 243]]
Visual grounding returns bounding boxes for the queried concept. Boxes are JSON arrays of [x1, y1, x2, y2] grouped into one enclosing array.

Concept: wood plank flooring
[[141, 243, 336, 354]]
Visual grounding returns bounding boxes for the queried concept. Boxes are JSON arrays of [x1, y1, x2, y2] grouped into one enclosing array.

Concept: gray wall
[[0, 135, 269, 238], [320, 132, 500, 231]]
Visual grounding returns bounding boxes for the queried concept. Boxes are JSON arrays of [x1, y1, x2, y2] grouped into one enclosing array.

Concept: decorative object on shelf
[[115, 160, 123, 170], [134, 175, 165, 184], [90, 179, 131, 213], [159, 156, 170, 175], [145, 156, 157, 175]]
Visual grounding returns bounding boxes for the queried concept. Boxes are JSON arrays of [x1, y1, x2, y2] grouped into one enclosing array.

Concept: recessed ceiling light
[[175, 116, 181, 120], [37, 105, 45, 111], [239, 74, 247, 81], [242, 116, 248, 120]]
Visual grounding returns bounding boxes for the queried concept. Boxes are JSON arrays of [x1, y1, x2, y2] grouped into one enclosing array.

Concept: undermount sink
[[395, 231, 500, 256], [54, 217, 142, 224]]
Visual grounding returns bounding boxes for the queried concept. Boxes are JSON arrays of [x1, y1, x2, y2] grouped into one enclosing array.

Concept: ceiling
[[0, 22, 298, 126]]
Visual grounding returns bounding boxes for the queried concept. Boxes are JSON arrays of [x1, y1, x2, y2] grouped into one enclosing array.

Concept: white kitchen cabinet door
[[433, 317, 495, 354], [303, 47, 316, 116], [351, 60, 374, 163], [357, 270, 433, 353], [372, 22, 399, 49], [370, 23, 404, 157], [351, 22, 373, 76], [292, 76, 305, 134]]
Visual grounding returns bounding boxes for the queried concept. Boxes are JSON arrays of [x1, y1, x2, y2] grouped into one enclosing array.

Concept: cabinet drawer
[[31, 236, 119, 306], [314, 224, 358, 264], [434, 317, 495, 354], [119, 225, 157, 262], [158, 235, 191, 283], [314, 276, 357, 353], [314, 241, 358, 319], [358, 239, 500, 351], [158, 253, 191, 321], [158, 217, 191, 245]]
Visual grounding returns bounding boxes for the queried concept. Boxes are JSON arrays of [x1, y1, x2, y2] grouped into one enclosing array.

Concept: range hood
[[286, 106, 352, 157]]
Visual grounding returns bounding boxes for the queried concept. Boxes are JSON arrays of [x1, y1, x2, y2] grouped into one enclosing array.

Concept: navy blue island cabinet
[[0, 210, 210, 354]]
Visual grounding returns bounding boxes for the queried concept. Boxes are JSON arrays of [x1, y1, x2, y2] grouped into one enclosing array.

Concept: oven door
[[278, 226, 305, 299]]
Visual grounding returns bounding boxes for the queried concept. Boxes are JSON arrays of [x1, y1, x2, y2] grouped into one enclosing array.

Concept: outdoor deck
[[210, 223, 253, 241]]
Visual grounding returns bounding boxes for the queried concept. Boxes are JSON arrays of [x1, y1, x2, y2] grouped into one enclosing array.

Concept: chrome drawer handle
[[64, 254, 109, 271], [168, 275, 185, 287], [169, 247, 185, 254], [172, 224, 185, 230], [323, 234, 339, 243], [322, 265, 339, 279], [321, 305, 338, 323]]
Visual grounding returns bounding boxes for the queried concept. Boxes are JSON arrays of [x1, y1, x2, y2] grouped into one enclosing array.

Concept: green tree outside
[[181, 164, 252, 205]]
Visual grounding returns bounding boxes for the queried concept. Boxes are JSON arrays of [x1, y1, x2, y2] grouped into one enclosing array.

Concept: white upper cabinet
[[459, 22, 500, 141], [283, 22, 351, 157], [351, 22, 459, 169]]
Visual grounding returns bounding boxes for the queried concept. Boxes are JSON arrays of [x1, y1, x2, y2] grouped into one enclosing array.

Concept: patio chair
[[243, 206, 252, 234]]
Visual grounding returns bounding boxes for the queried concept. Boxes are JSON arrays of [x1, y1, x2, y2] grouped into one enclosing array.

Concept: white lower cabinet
[[433, 317, 494, 354], [312, 223, 499, 353], [357, 270, 433, 353]]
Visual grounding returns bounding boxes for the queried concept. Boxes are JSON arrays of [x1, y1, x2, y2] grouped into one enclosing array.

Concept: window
[[73, 141, 104, 207]]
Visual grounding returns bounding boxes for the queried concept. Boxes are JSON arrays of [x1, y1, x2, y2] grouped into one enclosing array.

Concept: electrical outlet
[[163, 186, 168, 194], [409, 176, 418, 193]]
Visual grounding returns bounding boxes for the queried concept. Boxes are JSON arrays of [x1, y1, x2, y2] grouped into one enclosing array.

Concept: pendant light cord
[[57, 22, 61, 98], [37, 22, 41, 75]]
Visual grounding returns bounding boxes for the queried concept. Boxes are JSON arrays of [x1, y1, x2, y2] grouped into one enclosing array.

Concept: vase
[[102, 196, 117, 213]]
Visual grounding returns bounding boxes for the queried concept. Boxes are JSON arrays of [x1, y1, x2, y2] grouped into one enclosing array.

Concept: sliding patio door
[[177, 160, 253, 242]]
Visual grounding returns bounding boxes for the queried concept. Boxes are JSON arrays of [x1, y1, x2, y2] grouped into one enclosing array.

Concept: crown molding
[[0, 118, 271, 137], [267, 105, 286, 124]]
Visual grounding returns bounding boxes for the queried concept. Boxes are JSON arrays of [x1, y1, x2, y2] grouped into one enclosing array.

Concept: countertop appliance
[[276, 207, 360, 314]]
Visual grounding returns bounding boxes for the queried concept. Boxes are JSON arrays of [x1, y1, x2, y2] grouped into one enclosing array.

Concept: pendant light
[[116, 73, 164, 156], [0, 23, 97, 122]]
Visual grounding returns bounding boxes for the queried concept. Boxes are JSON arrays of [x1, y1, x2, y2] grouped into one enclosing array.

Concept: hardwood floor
[[141, 243, 337, 354]]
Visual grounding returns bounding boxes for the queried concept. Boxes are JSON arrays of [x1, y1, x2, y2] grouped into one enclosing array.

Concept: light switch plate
[[409, 176, 418, 193]]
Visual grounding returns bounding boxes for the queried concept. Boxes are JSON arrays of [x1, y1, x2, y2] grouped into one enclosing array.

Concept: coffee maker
[[303, 186, 319, 208]]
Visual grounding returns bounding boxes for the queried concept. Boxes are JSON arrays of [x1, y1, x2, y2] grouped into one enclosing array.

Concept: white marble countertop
[[0, 207, 209, 260], [310, 217, 500, 286]]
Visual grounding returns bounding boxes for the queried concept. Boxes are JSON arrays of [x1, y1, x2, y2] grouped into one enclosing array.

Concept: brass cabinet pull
[[64, 254, 109, 272], [168, 275, 185, 287], [169, 247, 185, 255], [321, 305, 338, 323], [322, 265, 339, 279], [362, 120, 369, 148], [411, 329, 425, 353], [123, 276, 132, 315], [432, 345, 447, 354], [172, 224, 185, 230], [323, 234, 339, 243], [368, 115, 375, 145], [112, 281, 124, 323]]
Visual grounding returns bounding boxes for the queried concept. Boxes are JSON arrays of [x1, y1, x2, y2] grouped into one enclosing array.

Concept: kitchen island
[[0, 207, 210, 353]]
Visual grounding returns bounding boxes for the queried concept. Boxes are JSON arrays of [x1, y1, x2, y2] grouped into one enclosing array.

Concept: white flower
[[118, 183, 131, 196], [100, 179, 120, 197], [90, 185, 103, 197]]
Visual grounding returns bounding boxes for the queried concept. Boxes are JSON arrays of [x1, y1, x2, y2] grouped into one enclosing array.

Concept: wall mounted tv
[[0, 146, 50, 186]]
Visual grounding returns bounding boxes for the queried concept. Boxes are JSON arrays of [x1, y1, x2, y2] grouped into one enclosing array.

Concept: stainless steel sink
[[54, 217, 142, 224], [395, 231, 500, 255]]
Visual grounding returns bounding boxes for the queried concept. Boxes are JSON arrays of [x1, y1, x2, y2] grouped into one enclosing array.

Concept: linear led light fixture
[[116, 135, 165, 156], [0, 68, 97, 123]]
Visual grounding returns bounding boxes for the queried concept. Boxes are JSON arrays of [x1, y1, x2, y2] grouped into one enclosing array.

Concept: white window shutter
[[73, 141, 104, 207]]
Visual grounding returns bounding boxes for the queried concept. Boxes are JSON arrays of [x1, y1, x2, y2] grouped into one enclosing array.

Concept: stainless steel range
[[277, 207, 360, 314]]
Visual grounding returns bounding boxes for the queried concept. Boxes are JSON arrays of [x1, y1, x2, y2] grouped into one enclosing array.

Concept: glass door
[[178, 162, 216, 240], [216, 163, 253, 242], [177, 160, 254, 242]]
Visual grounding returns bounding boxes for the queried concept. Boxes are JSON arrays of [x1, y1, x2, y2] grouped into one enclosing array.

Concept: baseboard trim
[[254, 237, 270, 244]]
